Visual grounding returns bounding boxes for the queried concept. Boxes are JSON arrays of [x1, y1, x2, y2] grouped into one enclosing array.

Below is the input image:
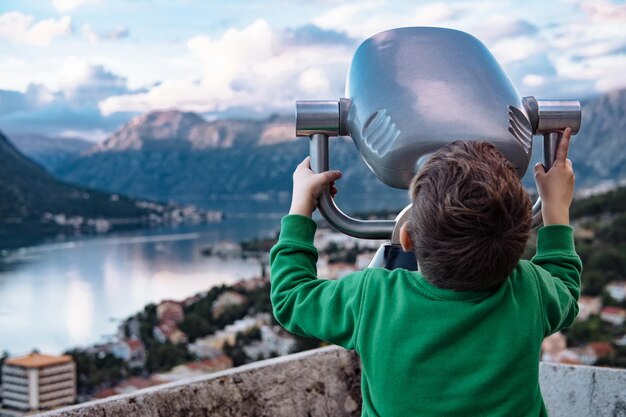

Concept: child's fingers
[[321, 170, 342, 183], [297, 156, 311, 170], [533, 162, 546, 177], [555, 127, 572, 164]]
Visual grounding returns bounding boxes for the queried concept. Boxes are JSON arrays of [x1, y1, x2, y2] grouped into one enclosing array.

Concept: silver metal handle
[[524, 96, 581, 227], [309, 133, 395, 239], [532, 131, 564, 226]]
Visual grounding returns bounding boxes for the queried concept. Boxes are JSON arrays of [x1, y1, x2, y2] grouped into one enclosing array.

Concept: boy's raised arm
[[270, 215, 366, 350], [269, 157, 365, 350], [531, 128, 582, 335]]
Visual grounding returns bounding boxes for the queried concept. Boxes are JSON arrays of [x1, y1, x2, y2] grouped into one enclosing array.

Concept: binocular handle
[[309, 130, 564, 238], [531, 131, 564, 226], [309, 133, 396, 239]]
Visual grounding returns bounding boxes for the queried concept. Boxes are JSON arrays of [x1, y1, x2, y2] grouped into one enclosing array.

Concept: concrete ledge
[[540, 362, 626, 417], [37, 347, 626, 417], [37, 346, 361, 417]]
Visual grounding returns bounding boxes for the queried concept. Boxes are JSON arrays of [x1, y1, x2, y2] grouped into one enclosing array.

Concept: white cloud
[[58, 57, 129, 105], [99, 19, 352, 116], [312, 2, 461, 39], [491, 36, 546, 64], [469, 16, 537, 42], [82, 24, 129, 44], [53, 0, 94, 12], [580, 0, 626, 22], [522, 74, 545, 87], [0, 11, 72, 47]]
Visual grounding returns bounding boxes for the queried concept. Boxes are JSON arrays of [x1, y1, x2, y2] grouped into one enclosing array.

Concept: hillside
[[53, 111, 405, 207], [7, 133, 92, 172], [568, 90, 626, 184], [0, 130, 172, 248]]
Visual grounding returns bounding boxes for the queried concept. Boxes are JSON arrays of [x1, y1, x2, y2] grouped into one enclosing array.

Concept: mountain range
[[0, 130, 189, 249], [7, 89, 626, 214], [38, 111, 403, 209], [8, 133, 92, 172]]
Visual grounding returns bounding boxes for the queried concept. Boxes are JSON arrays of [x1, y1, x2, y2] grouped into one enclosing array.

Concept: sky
[[1, 0, 625, 141]]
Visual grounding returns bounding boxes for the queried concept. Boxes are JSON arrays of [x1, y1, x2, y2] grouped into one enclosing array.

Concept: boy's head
[[400, 141, 532, 291]]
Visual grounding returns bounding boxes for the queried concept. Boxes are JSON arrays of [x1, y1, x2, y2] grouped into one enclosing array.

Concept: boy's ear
[[399, 223, 413, 253]]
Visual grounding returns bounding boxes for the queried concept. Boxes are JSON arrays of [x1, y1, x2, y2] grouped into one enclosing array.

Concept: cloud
[[0, 84, 57, 116], [491, 36, 546, 64], [312, 2, 462, 39], [52, 0, 95, 12], [580, 0, 626, 22], [59, 57, 130, 105], [82, 24, 129, 44], [98, 19, 353, 117], [283, 24, 355, 47], [469, 17, 537, 42], [0, 59, 135, 138], [0, 11, 72, 47]]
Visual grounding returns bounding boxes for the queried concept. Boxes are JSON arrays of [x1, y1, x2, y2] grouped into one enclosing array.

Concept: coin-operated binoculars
[[295, 27, 581, 270]]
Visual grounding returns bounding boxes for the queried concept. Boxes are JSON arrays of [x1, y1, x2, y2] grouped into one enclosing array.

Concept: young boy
[[269, 128, 581, 416]]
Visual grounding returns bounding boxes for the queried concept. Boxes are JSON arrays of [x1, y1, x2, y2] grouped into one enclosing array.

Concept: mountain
[[0, 130, 178, 248], [7, 133, 92, 172], [517, 89, 626, 189], [567, 90, 626, 183], [52, 111, 405, 209], [92, 111, 295, 152], [39, 89, 626, 211]]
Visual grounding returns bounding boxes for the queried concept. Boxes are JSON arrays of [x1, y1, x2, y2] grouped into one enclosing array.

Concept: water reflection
[[0, 228, 262, 355], [0, 193, 408, 355]]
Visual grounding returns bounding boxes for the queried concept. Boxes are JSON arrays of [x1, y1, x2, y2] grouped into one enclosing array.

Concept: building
[[1, 353, 75, 413], [601, 306, 626, 326], [212, 291, 247, 319], [541, 332, 583, 365], [577, 296, 602, 321], [153, 322, 188, 345], [92, 376, 166, 400], [155, 355, 233, 383], [110, 338, 146, 369], [156, 300, 184, 324], [606, 281, 626, 302]]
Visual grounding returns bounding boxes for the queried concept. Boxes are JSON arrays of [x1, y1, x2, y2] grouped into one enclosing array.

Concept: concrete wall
[[37, 346, 626, 417], [540, 362, 626, 417], [37, 347, 361, 417]]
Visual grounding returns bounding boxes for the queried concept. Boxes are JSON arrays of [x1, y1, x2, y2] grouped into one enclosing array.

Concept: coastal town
[[2, 192, 626, 415]]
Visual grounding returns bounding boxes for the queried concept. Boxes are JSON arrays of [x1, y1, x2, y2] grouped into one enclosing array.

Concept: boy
[[269, 128, 581, 416]]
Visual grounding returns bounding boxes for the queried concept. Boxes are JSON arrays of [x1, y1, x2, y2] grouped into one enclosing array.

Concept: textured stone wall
[[540, 362, 626, 417], [37, 346, 361, 417], [37, 346, 626, 417]]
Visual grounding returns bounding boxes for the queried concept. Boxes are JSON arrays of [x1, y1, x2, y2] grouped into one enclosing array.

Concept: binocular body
[[295, 27, 582, 268]]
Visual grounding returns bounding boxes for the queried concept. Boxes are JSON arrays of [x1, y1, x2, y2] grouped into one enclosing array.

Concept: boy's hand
[[533, 127, 575, 226], [290, 157, 342, 218]]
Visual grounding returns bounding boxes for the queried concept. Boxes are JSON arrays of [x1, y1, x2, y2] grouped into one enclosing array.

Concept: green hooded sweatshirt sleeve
[[269, 214, 366, 350]]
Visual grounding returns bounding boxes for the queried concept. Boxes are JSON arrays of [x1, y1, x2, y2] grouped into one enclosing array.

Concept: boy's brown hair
[[406, 141, 532, 291]]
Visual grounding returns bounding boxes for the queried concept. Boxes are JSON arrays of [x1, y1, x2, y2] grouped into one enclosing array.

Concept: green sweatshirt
[[270, 215, 582, 417]]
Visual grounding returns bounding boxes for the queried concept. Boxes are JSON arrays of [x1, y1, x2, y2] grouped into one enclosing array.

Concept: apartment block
[[1, 353, 75, 413]]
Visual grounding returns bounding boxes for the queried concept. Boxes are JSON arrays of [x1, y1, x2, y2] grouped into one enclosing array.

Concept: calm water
[[0, 192, 407, 355]]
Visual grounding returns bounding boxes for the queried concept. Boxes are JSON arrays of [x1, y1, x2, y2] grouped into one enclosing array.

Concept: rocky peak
[[92, 110, 297, 153]]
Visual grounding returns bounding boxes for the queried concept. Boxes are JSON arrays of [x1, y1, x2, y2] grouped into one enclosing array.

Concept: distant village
[[41, 200, 223, 235], [1, 222, 625, 415]]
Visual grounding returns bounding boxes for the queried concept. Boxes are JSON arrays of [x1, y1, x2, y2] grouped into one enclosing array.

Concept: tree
[[581, 270, 609, 296]]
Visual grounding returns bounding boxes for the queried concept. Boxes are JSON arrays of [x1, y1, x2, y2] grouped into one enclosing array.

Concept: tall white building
[[1, 353, 76, 413]]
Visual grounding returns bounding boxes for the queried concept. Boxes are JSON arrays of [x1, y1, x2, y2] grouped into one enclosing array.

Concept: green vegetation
[[570, 188, 626, 296], [570, 186, 626, 218], [65, 350, 129, 396]]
